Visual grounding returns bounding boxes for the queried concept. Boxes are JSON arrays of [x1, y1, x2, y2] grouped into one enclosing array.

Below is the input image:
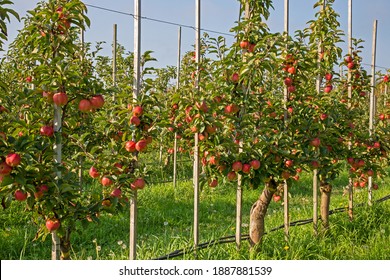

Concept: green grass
[[1, 171, 390, 260]]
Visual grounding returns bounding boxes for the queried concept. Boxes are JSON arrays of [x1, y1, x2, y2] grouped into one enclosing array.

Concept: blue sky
[[3, 0, 390, 73]]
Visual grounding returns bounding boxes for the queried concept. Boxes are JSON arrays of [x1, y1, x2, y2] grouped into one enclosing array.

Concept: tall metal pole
[[130, 0, 141, 261], [173, 27, 181, 192], [193, 0, 201, 252], [368, 20, 378, 206], [347, 0, 354, 221], [283, 0, 290, 242]]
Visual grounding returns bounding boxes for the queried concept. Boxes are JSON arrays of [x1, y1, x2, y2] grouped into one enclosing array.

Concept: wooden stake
[[130, 0, 141, 261], [173, 26, 182, 192], [368, 19, 378, 206], [52, 104, 62, 260], [113, 24, 117, 89], [347, 0, 354, 221], [283, 0, 290, 242], [193, 0, 201, 252]]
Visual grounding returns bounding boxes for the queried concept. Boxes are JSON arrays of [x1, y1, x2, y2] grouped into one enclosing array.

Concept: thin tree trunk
[[60, 228, 71, 260], [320, 183, 332, 232], [249, 178, 277, 247]]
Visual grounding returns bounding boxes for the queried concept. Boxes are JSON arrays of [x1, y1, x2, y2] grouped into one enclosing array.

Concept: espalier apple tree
[[0, 0, 148, 260]]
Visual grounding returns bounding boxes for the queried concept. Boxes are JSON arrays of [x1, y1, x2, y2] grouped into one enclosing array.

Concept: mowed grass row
[[1, 170, 389, 260]]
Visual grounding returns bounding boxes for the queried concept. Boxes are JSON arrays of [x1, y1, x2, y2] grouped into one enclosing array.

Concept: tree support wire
[[153, 194, 390, 260]]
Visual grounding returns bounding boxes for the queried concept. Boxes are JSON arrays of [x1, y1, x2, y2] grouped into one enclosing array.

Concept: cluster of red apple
[[239, 40, 256, 53], [0, 153, 25, 199], [282, 54, 298, 94], [225, 159, 261, 183], [43, 91, 105, 112], [323, 72, 333, 93], [126, 105, 151, 153]]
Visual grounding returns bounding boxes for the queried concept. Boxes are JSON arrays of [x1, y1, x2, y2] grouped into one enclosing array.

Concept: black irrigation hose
[[153, 193, 390, 260]]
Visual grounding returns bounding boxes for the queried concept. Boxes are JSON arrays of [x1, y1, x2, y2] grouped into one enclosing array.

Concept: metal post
[[173, 26, 181, 191]]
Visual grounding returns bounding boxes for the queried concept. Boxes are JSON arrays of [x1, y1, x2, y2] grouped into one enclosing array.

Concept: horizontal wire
[[84, 3, 235, 37]]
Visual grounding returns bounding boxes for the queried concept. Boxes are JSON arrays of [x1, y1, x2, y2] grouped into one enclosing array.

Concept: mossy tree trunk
[[249, 178, 277, 247]]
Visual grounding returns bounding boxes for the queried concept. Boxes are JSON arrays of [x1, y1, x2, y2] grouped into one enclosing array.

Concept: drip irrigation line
[[85, 3, 235, 38], [153, 193, 390, 260]]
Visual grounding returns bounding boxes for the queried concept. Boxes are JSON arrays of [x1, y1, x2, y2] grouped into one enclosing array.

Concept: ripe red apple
[[206, 125, 217, 134], [42, 91, 54, 103], [232, 161, 243, 172], [26, 76, 32, 83], [284, 77, 293, 86], [46, 218, 61, 232], [288, 85, 296, 93], [384, 75, 389, 83], [125, 140, 136, 153], [373, 142, 380, 149], [239, 40, 249, 49], [130, 115, 141, 126], [273, 194, 281, 202], [287, 66, 296, 74], [101, 176, 113, 187], [347, 62, 355, 69], [40, 125, 54, 137], [135, 140, 147, 152], [133, 106, 143, 117], [242, 163, 251, 174], [345, 55, 353, 63], [89, 166, 100, 178], [310, 137, 321, 147], [324, 85, 333, 93], [0, 161, 12, 175], [209, 179, 218, 188], [110, 188, 122, 197], [373, 183, 379, 190], [78, 99, 92, 112], [285, 159, 294, 168], [90, 94, 105, 109], [14, 189, 27, 201], [320, 113, 328, 121], [248, 43, 255, 53], [227, 171, 237, 181], [231, 72, 239, 83], [6, 153, 21, 167], [311, 160, 320, 169], [325, 73, 333, 81], [367, 169, 374, 177], [53, 92, 68, 106], [250, 159, 261, 170], [131, 178, 145, 190]]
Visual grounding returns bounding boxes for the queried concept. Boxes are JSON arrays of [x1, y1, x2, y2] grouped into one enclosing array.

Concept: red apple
[[345, 55, 353, 63], [347, 62, 355, 69], [34, 185, 49, 199], [324, 85, 333, 93], [227, 171, 237, 181], [285, 160, 294, 168], [125, 140, 136, 153], [101, 176, 113, 187], [6, 153, 21, 167], [90, 94, 105, 109], [384, 75, 389, 83], [287, 66, 296, 74], [131, 178, 145, 190], [209, 179, 218, 188], [135, 140, 147, 152], [320, 113, 328, 121], [310, 137, 321, 147], [110, 188, 122, 197], [40, 125, 54, 137], [89, 166, 100, 178], [284, 77, 293, 86], [46, 218, 61, 232], [231, 72, 239, 83], [53, 92, 68, 106], [281, 170, 291, 180], [273, 194, 281, 202], [248, 43, 255, 53], [130, 115, 141, 126], [250, 159, 261, 170], [14, 189, 27, 201], [239, 40, 249, 49], [311, 160, 320, 169], [242, 163, 251, 174], [232, 161, 243, 172], [288, 85, 296, 93], [325, 73, 333, 81], [0, 161, 12, 175], [133, 106, 143, 117], [78, 99, 92, 112]]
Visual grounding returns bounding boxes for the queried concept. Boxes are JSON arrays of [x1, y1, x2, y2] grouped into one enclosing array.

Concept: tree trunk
[[249, 178, 277, 247], [320, 183, 332, 232], [60, 228, 71, 260]]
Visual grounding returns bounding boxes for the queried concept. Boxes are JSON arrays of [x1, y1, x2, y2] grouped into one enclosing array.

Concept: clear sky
[[3, 0, 390, 73]]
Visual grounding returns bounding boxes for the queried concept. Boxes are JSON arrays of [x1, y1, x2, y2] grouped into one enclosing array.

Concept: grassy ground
[[1, 170, 389, 260]]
